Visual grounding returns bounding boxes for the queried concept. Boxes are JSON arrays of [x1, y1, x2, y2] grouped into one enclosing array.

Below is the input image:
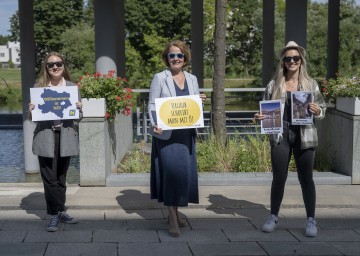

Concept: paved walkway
[[0, 179, 360, 256]]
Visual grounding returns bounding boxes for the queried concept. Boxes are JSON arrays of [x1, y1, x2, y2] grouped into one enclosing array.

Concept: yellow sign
[[155, 95, 204, 130]]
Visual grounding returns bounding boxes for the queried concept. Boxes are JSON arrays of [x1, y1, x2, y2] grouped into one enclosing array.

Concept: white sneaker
[[305, 217, 317, 237], [262, 214, 279, 233]]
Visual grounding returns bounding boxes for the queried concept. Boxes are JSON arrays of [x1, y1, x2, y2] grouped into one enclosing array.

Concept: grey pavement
[[0, 172, 360, 256]]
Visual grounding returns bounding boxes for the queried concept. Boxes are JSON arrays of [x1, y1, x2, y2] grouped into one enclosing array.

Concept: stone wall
[[317, 108, 360, 184], [79, 114, 133, 186]]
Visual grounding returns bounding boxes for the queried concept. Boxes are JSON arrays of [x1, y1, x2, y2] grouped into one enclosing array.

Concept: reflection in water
[[0, 129, 79, 183], [262, 118, 281, 128]]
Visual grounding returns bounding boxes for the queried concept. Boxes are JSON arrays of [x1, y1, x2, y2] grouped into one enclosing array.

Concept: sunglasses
[[47, 62, 63, 68], [168, 53, 185, 59], [283, 56, 301, 63]]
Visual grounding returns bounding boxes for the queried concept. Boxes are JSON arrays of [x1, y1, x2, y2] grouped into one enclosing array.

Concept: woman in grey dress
[[148, 40, 206, 237]]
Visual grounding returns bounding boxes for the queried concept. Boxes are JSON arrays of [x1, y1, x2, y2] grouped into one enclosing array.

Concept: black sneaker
[[58, 211, 78, 224], [47, 215, 59, 232]]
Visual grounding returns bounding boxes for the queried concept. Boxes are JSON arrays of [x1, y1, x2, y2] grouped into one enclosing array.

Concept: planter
[[82, 98, 106, 117], [336, 97, 360, 115]]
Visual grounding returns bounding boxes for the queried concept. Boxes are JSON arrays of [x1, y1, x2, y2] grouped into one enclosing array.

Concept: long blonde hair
[[35, 52, 71, 87], [271, 48, 312, 100]]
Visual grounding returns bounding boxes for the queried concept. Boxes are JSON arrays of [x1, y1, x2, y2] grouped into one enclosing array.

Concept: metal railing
[[132, 88, 265, 141]]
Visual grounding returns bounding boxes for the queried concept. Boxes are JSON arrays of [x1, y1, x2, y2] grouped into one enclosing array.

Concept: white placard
[[155, 95, 204, 130], [291, 91, 313, 125], [260, 100, 283, 134], [30, 87, 80, 121]]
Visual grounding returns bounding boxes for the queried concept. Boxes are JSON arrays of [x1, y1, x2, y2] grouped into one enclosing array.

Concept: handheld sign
[[291, 91, 313, 125], [155, 95, 204, 130], [260, 100, 283, 134], [30, 87, 80, 121]]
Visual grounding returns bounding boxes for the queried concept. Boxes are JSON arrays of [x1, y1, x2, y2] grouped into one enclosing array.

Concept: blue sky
[[0, 0, 359, 36]]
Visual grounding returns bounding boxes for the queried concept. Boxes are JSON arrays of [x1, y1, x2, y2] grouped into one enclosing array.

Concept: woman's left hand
[[199, 94, 206, 103], [309, 102, 321, 116], [76, 102, 83, 110]]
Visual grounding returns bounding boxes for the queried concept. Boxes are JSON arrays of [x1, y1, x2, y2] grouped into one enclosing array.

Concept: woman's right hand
[[153, 125, 163, 135], [28, 103, 35, 112], [254, 112, 265, 121]]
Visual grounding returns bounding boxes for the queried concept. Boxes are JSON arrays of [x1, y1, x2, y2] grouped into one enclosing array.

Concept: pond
[[0, 129, 79, 183]]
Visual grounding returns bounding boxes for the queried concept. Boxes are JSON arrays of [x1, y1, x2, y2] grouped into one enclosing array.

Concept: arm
[[309, 80, 326, 119], [148, 74, 162, 133]]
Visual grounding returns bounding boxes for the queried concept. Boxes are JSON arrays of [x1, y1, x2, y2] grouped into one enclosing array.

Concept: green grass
[[0, 68, 22, 88], [204, 78, 256, 88]]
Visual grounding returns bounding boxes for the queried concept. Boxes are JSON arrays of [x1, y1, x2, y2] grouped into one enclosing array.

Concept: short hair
[[161, 40, 191, 68]]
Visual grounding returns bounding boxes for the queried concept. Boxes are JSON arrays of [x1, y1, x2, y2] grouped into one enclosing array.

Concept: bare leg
[[175, 206, 186, 227], [168, 206, 180, 237]]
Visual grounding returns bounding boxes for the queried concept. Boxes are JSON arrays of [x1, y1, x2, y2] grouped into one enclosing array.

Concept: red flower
[[322, 88, 327, 92], [116, 95, 121, 101], [105, 112, 111, 118], [122, 78, 127, 82]]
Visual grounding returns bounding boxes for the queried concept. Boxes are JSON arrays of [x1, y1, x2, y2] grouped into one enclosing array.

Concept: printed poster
[[30, 87, 80, 121], [260, 100, 283, 134], [155, 95, 204, 130], [291, 91, 313, 125]]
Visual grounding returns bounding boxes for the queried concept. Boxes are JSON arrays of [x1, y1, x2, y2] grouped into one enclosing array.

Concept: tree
[[226, 0, 262, 77], [212, 0, 227, 145], [59, 23, 95, 79], [0, 35, 11, 45], [124, 0, 191, 87], [9, 11, 20, 42], [33, 0, 84, 70]]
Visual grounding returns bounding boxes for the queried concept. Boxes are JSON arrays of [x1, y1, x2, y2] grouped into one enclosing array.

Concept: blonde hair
[[161, 40, 191, 68], [271, 48, 312, 100], [35, 52, 71, 87]]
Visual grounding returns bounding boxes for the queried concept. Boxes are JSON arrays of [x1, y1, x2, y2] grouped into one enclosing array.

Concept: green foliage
[[233, 134, 272, 172], [0, 88, 22, 104], [118, 150, 151, 173], [78, 70, 133, 120], [59, 23, 95, 80], [0, 35, 11, 45], [197, 134, 236, 172]]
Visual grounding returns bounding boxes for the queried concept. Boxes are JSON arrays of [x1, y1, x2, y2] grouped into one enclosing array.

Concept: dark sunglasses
[[283, 56, 301, 63], [168, 53, 185, 59], [47, 62, 63, 68]]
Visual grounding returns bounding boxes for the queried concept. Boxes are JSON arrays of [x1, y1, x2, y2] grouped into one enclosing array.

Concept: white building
[[0, 41, 20, 68]]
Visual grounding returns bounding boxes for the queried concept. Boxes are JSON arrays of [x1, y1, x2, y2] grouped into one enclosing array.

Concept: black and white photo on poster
[[291, 91, 314, 125], [259, 100, 283, 134]]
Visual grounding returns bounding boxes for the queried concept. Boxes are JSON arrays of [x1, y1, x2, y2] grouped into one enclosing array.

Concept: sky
[[0, 0, 359, 36]]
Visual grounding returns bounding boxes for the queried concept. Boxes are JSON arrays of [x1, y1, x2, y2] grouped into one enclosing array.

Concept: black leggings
[[270, 126, 316, 218]]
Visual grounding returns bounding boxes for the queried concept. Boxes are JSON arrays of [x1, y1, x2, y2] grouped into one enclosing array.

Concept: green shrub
[[118, 133, 302, 173], [0, 88, 22, 104], [118, 150, 151, 173], [197, 135, 238, 172], [233, 134, 272, 172]]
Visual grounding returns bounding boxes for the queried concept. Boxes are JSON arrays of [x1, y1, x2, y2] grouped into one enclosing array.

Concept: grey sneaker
[[262, 214, 279, 233], [305, 217, 317, 237], [47, 215, 59, 232], [58, 211, 78, 224]]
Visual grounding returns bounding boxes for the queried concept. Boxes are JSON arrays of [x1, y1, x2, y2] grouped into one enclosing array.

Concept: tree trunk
[[211, 0, 227, 145]]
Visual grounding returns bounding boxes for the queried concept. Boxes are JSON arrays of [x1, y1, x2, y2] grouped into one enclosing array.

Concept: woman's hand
[[28, 103, 35, 112], [75, 102, 83, 110], [199, 93, 206, 103], [153, 125, 163, 135], [308, 102, 321, 116], [254, 112, 265, 121]]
